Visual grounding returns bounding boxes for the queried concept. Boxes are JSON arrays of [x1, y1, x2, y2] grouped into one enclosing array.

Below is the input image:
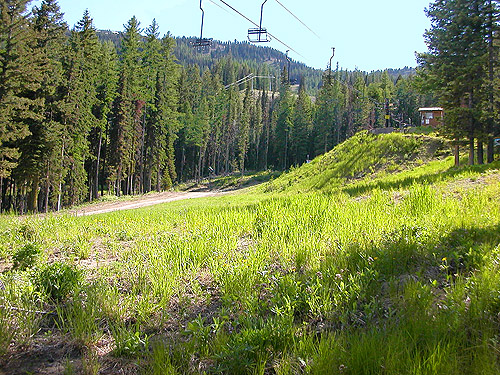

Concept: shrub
[[112, 325, 149, 358], [12, 243, 41, 270], [34, 262, 82, 302]]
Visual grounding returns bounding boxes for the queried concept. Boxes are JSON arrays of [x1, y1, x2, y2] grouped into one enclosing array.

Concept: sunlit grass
[[1, 133, 500, 373]]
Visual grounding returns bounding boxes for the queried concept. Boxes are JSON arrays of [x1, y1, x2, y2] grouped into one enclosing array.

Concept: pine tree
[[238, 84, 252, 175], [145, 33, 179, 191], [59, 10, 101, 206], [14, 0, 67, 212], [483, 0, 500, 162], [142, 19, 163, 192], [273, 66, 293, 170], [292, 77, 312, 165], [91, 40, 118, 200], [0, 0, 41, 211], [418, 0, 491, 165], [109, 16, 144, 196]]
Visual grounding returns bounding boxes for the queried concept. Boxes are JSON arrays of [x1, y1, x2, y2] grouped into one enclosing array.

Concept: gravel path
[[74, 191, 224, 216]]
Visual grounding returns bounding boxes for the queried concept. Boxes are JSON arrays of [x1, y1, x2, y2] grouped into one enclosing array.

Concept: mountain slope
[[263, 131, 451, 194]]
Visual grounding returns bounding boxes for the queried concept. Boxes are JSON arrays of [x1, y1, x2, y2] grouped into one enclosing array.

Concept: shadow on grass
[[366, 223, 500, 281], [342, 161, 500, 197]]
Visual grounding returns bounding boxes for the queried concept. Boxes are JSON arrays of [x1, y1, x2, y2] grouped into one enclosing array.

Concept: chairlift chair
[[248, 27, 270, 43], [193, 37, 212, 48], [193, 0, 213, 49], [248, 0, 271, 43]]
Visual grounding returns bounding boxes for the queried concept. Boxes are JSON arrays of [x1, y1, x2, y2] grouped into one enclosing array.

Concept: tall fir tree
[[418, 0, 493, 165], [109, 16, 144, 195], [14, 0, 67, 212], [61, 10, 100, 206], [273, 66, 294, 170], [292, 77, 313, 165], [0, 0, 42, 211]]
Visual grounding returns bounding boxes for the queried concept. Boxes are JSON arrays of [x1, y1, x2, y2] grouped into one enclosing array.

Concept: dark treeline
[[417, 0, 500, 165], [0, 0, 437, 213]]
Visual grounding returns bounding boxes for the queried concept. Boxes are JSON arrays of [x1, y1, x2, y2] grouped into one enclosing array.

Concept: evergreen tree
[[273, 66, 293, 170], [60, 10, 100, 206], [292, 77, 312, 165], [418, 0, 492, 165], [91, 40, 118, 200], [109, 16, 144, 195], [14, 0, 67, 212], [142, 19, 163, 192], [0, 0, 40, 211], [238, 84, 251, 175]]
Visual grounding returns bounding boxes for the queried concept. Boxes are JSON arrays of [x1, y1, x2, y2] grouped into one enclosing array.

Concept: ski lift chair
[[193, 37, 212, 48], [193, 0, 213, 50], [248, 0, 271, 43], [248, 27, 270, 43]]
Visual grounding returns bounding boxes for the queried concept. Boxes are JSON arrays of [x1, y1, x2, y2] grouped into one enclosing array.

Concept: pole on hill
[[385, 98, 390, 128], [328, 47, 335, 85]]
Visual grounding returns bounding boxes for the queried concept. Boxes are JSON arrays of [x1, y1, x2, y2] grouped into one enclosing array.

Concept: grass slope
[[0, 133, 500, 374], [264, 131, 450, 194]]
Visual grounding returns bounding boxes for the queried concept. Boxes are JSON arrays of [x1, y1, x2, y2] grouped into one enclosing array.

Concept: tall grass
[[0, 133, 499, 373]]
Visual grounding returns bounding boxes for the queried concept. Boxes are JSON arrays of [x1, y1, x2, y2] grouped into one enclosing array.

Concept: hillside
[[264, 131, 451, 194], [97, 30, 416, 94], [97, 30, 323, 93], [1, 133, 500, 374]]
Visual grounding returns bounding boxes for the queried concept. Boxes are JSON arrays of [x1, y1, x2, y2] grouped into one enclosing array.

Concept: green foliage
[[417, 0, 499, 164], [111, 324, 149, 358], [12, 242, 41, 270], [264, 131, 447, 193], [33, 262, 82, 302]]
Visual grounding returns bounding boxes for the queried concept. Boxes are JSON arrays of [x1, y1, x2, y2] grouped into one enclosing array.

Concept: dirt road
[[73, 191, 224, 216]]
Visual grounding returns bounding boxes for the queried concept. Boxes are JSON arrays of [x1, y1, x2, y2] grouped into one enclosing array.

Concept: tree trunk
[[468, 136, 475, 165], [487, 137, 494, 163], [93, 127, 102, 200], [44, 164, 50, 213], [477, 139, 484, 165], [57, 141, 65, 211], [27, 176, 39, 213], [180, 147, 185, 182], [156, 161, 161, 192], [487, 0, 495, 164], [0, 176, 3, 213], [454, 141, 460, 167]]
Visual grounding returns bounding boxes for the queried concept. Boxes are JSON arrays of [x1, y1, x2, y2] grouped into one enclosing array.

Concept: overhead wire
[[207, 0, 233, 16], [212, 0, 377, 105], [274, 0, 321, 40], [217, 0, 304, 59]]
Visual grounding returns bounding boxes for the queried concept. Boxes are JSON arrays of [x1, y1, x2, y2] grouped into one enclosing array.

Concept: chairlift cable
[[217, 0, 304, 58], [207, 0, 233, 16], [274, 0, 321, 40]]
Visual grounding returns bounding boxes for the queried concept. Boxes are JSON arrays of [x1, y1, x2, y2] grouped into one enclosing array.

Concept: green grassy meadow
[[1, 132, 500, 374]]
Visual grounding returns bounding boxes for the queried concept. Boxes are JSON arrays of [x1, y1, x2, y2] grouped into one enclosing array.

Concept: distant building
[[418, 107, 443, 127]]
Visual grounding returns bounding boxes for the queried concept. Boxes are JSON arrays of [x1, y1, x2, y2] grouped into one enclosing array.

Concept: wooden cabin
[[418, 107, 443, 127]]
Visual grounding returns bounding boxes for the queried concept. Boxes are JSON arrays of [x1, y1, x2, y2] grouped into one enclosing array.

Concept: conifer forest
[[0, 0, 427, 214], [2, 1, 500, 373], [0, 0, 498, 214]]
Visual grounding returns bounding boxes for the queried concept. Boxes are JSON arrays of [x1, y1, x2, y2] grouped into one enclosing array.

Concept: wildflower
[[442, 257, 447, 262]]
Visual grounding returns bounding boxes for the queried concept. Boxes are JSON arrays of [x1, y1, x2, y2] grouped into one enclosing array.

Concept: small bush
[[112, 325, 149, 358], [12, 243, 41, 270], [34, 262, 82, 302]]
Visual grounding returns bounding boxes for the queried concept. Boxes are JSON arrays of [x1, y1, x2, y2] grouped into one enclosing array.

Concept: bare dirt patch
[[72, 191, 226, 217], [0, 336, 81, 375]]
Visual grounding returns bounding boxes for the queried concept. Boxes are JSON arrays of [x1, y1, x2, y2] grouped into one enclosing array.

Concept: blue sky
[[31, 0, 433, 72]]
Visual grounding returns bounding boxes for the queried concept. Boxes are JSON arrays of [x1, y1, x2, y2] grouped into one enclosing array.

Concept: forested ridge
[[0, 0, 497, 214]]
